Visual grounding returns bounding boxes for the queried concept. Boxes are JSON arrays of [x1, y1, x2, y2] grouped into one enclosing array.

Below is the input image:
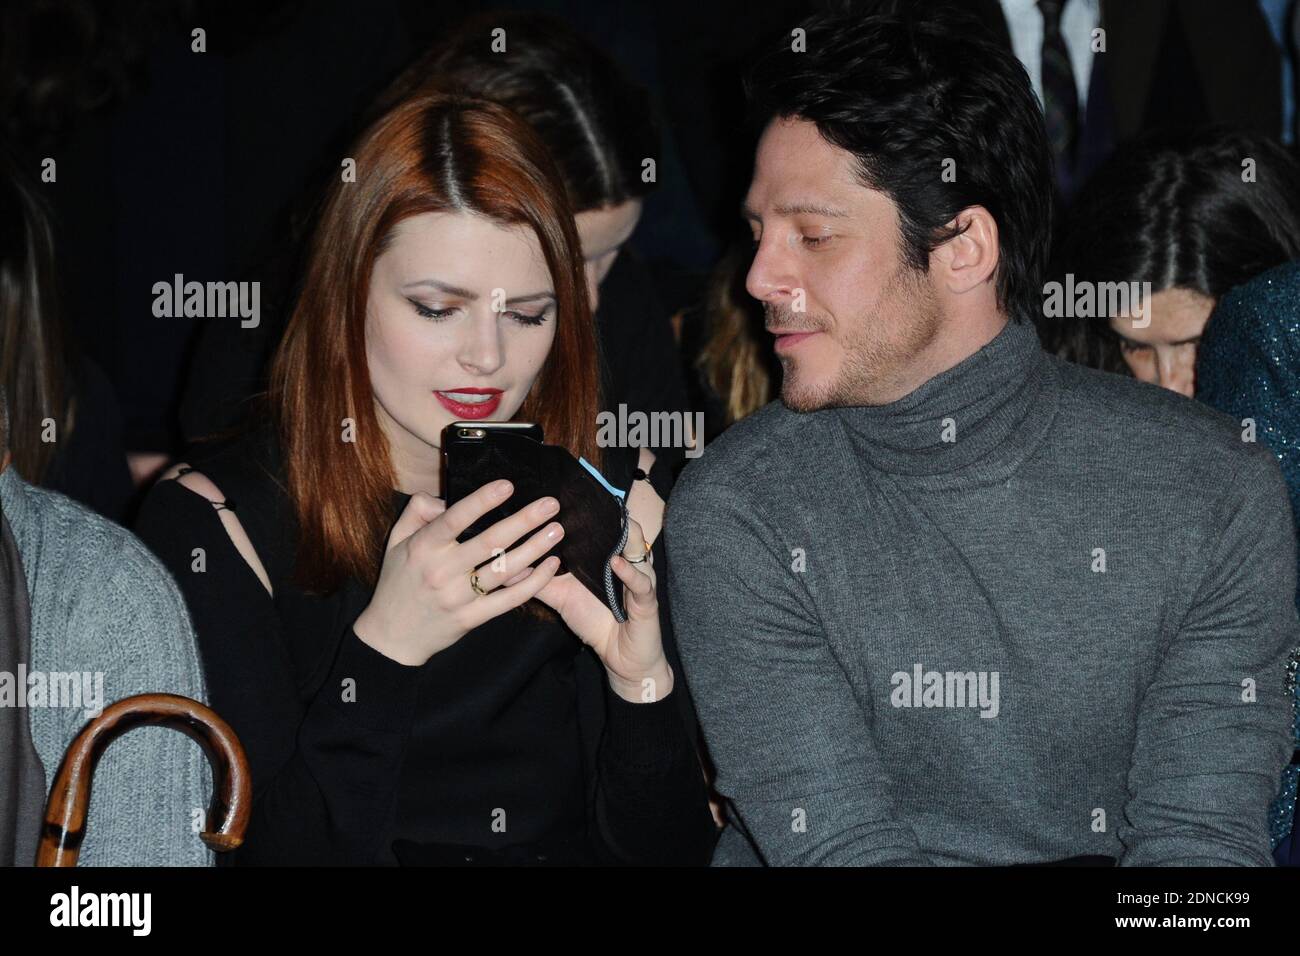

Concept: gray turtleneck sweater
[[0, 466, 212, 866], [666, 318, 1298, 866]]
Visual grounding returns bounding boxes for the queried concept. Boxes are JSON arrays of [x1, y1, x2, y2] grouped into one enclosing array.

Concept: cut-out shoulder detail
[[161, 462, 274, 598]]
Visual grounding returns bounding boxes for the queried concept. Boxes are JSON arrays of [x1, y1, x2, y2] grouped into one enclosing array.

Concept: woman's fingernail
[[539, 496, 559, 515], [495, 480, 513, 498], [546, 523, 563, 539]]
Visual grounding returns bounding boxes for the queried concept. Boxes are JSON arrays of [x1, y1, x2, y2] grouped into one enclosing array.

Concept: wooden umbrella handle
[[36, 693, 251, 867]]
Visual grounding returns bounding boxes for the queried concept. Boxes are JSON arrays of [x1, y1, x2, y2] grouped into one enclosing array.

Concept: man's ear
[[930, 206, 999, 296]]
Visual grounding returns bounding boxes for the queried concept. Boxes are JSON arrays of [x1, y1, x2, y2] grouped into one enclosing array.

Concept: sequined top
[[1197, 260, 1300, 856]]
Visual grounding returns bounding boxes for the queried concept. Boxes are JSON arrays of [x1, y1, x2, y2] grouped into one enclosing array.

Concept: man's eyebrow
[[740, 200, 852, 221], [401, 279, 555, 305]]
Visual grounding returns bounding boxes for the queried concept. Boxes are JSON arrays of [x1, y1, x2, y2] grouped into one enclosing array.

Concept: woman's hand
[[533, 513, 674, 704], [353, 479, 565, 666]]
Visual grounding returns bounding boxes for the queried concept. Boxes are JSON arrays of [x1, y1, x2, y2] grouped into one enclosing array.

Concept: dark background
[[3, 0, 1296, 456]]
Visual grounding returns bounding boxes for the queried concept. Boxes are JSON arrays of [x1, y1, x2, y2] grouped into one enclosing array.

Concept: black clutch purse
[[442, 423, 632, 621]]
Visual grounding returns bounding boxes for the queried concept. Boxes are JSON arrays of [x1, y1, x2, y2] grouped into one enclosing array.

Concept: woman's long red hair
[[268, 93, 603, 593]]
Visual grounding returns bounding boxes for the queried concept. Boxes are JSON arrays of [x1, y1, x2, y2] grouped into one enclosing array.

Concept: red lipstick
[[434, 387, 503, 419]]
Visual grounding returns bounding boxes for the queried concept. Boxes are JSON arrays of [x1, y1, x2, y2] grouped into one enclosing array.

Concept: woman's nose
[[458, 313, 505, 375], [1157, 346, 1197, 398]]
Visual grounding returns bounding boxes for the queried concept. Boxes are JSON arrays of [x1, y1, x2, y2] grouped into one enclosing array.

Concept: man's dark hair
[[744, 2, 1053, 325]]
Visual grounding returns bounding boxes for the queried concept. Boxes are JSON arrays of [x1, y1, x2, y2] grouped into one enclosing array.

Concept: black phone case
[[442, 425, 631, 620]]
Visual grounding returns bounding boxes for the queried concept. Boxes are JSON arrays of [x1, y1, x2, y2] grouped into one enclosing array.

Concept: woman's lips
[[434, 389, 503, 419]]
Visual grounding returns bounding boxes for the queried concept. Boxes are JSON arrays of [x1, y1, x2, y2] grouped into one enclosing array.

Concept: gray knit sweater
[[667, 318, 1298, 866], [0, 466, 212, 866]]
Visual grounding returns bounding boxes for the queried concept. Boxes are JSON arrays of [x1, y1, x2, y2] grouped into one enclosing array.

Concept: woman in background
[[677, 240, 780, 444], [1038, 126, 1300, 396]]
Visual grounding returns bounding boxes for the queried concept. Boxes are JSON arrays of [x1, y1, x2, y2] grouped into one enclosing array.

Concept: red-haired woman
[[134, 94, 717, 865]]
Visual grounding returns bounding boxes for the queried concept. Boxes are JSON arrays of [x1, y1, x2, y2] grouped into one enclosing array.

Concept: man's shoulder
[[673, 400, 837, 499], [1051, 358, 1271, 482], [5, 476, 193, 661], [22, 480, 183, 602]]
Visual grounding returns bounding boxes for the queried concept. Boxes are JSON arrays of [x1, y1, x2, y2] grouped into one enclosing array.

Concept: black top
[[133, 422, 717, 865], [40, 355, 134, 525]]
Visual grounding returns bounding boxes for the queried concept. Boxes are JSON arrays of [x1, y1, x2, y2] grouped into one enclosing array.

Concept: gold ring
[[623, 543, 651, 564], [469, 569, 487, 596]]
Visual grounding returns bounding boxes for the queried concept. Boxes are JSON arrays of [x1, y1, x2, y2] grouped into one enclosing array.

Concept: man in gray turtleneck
[[666, 6, 1298, 866]]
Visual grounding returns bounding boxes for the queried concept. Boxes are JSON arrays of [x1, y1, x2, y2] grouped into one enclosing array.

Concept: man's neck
[[835, 314, 1051, 480], [871, 310, 1011, 407]]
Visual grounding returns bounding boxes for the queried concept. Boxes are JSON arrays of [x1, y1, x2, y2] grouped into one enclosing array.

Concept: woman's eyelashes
[[1118, 337, 1199, 354], [405, 297, 549, 326], [506, 308, 549, 327], [407, 298, 455, 321]]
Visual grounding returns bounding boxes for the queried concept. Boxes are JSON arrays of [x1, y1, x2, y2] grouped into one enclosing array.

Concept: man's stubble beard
[[778, 262, 942, 412]]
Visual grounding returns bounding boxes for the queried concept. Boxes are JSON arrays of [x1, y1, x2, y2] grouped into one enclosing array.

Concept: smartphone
[[443, 421, 544, 452], [442, 420, 548, 547], [441, 420, 631, 617]]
